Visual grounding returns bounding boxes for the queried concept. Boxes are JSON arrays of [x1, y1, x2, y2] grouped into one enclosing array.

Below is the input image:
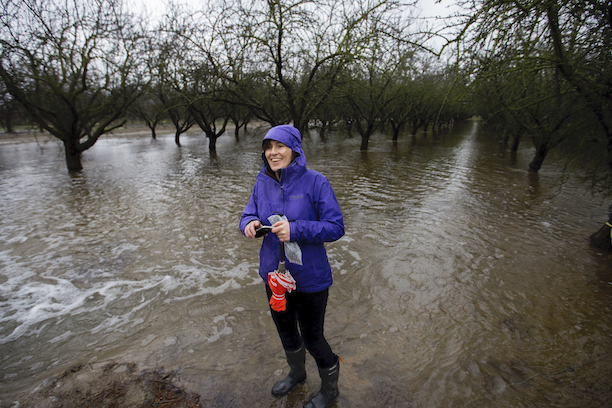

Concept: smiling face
[[264, 139, 294, 172]]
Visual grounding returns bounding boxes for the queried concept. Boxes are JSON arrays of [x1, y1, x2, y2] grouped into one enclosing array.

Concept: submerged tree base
[[590, 215, 612, 251]]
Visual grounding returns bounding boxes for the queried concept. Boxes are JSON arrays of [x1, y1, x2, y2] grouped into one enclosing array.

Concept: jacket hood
[[261, 125, 307, 169]]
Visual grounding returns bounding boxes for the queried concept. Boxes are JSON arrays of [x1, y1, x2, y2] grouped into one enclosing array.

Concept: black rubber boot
[[303, 357, 339, 408], [271, 345, 307, 398]]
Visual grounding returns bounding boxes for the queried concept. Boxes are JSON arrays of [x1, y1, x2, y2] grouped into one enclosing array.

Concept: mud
[[4, 362, 202, 408]]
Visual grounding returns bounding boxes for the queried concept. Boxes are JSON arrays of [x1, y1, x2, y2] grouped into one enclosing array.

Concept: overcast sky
[[135, 0, 460, 52], [136, 0, 459, 22]]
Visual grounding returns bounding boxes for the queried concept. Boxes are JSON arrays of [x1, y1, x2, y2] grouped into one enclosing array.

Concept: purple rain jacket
[[239, 125, 345, 293]]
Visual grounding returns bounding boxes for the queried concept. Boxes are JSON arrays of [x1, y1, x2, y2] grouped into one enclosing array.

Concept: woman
[[240, 125, 345, 408]]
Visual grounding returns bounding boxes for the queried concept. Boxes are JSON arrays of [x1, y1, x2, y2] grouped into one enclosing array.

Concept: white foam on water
[[0, 254, 254, 347], [164, 336, 177, 346], [205, 313, 234, 343], [48, 330, 73, 344], [111, 243, 140, 257]]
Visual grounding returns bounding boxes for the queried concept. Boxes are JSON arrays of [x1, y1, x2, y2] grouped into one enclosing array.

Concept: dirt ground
[[0, 127, 160, 146], [0, 131, 55, 145], [0, 123, 248, 145], [2, 362, 203, 408]]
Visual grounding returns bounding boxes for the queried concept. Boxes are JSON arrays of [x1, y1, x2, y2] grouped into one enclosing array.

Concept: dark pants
[[266, 285, 336, 369]]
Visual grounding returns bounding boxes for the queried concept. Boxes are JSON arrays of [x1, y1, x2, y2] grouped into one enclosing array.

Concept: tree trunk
[[5, 110, 14, 133], [528, 145, 548, 172], [360, 134, 369, 150], [208, 135, 217, 152], [357, 121, 374, 150], [346, 121, 353, 138], [319, 125, 327, 142], [175, 130, 181, 146], [148, 124, 157, 140], [510, 134, 520, 153], [422, 122, 430, 138], [63, 141, 83, 172], [391, 122, 402, 141], [498, 129, 509, 152]]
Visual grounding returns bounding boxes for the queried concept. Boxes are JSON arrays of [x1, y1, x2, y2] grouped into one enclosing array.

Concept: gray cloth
[[268, 214, 303, 266]]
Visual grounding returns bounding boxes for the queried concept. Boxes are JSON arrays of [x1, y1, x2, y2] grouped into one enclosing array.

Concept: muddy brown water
[[0, 121, 611, 407]]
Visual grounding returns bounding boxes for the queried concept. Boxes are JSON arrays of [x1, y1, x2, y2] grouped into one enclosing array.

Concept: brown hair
[[263, 139, 298, 162]]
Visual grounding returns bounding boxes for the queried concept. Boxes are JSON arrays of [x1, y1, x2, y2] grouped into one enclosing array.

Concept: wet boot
[[303, 357, 339, 408], [271, 345, 307, 398]]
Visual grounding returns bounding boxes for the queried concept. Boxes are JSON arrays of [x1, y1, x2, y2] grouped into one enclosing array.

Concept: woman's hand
[[244, 220, 262, 239], [272, 220, 291, 242]]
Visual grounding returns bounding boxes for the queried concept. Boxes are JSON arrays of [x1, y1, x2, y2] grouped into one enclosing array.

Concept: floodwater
[[0, 121, 611, 407]]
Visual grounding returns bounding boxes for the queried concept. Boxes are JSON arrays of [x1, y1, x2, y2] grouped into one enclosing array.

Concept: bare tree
[[159, 84, 195, 146], [218, 0, 416, 133], [545, 2, 612, 171], [130, 88, 168, 139], [0, 0, 146, 171], [455, 0, 612, 249], [153, 2, 231, 151], [463, 0, 611, 168], [340, 31, 415, 150]]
